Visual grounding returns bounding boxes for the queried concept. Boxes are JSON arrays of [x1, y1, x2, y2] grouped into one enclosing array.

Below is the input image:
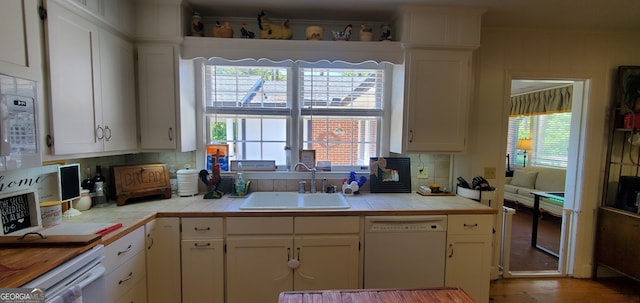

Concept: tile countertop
[[0, 192, 495, 288], [63, 192, 496, 244]]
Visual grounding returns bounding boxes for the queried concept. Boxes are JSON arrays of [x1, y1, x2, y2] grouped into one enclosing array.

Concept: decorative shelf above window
[[181, 37, 404, 64]]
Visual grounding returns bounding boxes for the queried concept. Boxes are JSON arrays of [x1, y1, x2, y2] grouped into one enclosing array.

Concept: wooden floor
[[490, 277, 640, 303]]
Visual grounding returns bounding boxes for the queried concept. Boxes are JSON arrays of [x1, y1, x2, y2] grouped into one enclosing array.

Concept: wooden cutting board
[[0, 234, 101, 247], [0, 243, 98, 287], [279, 288, 475, 303]]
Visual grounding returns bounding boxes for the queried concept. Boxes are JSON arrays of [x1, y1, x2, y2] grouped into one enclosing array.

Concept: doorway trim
[[501, 73, 589, 278]]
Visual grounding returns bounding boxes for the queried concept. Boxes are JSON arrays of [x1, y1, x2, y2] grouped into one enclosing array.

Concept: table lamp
[[517, 138, 532, 167]]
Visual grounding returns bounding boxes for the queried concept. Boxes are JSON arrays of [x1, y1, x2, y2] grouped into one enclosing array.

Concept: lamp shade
[[517, 138, 532, 150]]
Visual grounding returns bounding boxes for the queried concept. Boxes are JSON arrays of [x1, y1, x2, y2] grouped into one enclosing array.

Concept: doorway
[[501, 78, 587, 277]]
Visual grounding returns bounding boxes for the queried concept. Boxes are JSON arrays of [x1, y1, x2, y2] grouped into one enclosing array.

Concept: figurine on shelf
[[380, 23, 392, 41], [191, 12, 204, 37], [241, 24, 255, 39], [332, 24, 353, 41], [360, 24, 373, 41], [213, 21, 234, 38], [257, 11, 293, 40]]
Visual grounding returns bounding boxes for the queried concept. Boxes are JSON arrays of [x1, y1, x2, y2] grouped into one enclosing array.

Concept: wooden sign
[[1, 191, 41, 235], [110, 164, 171, 206]]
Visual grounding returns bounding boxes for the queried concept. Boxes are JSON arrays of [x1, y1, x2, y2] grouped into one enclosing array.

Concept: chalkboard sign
[[59, 163, 81, 202], [1, 192, 35, 235]]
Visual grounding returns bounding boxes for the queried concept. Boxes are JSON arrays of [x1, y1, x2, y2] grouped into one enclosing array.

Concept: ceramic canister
[[177, 169, 199, 196], [306, 26, 324, 40], [73, 189, 92, 211], [40, 201, 62, 227]]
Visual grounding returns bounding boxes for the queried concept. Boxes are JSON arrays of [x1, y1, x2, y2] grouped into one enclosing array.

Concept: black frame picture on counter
[[369, 157, 411, 193]]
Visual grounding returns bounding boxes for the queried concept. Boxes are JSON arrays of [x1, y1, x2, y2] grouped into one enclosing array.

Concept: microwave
[[0, 74, 40, 171]]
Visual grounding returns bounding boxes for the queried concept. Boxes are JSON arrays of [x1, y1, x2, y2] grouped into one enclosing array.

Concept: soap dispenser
[[235, 162, 246, 196]]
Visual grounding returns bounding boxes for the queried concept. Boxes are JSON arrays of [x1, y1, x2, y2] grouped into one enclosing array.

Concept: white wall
[[457, 27, 640, 277]]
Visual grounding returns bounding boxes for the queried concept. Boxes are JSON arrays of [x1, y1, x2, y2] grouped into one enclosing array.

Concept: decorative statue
[[241, 24, 255, 39], [190, 12, 204, 37], [257, 11, 293, 40], [332, 24, 352, 41], [213, 21, 234, 38], [380, 23, 392, 41]]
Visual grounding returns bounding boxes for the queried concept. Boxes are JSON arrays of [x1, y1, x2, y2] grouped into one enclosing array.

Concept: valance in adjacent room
[[510, 85, 572, 117]]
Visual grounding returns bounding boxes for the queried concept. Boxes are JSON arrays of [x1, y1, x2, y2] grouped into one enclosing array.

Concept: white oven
[[22, 244, 106, 303]]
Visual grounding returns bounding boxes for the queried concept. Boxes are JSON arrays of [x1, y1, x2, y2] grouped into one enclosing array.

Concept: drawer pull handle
[[448, 243, 454, 258], [119, 272, 133, 285], [194, 242, 211, 247], [195, 227, 211, 231], [117, 244, 132, 256], [463, 223, 479, 228]]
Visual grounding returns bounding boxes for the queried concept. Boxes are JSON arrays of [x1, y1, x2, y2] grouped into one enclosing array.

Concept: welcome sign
[[0, 165, 59, 235]]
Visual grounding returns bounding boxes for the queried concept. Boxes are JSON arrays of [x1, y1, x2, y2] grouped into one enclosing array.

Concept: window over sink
[[202, 58, 390, 170]]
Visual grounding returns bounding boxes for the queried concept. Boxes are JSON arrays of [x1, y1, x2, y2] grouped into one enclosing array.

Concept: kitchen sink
[[239, 192, 351, 209]]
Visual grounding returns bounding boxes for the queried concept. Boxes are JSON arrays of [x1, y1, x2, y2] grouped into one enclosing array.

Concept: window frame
[[200, 58, 393, 171]]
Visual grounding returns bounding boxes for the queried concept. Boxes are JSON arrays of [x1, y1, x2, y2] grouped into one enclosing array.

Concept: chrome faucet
[[294, 162, 316, 193]]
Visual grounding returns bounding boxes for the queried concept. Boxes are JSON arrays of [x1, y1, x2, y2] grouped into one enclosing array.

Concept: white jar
[[177, 169, 199, 196], [40, 201, 62, 227], [73, 189, 92, 211]]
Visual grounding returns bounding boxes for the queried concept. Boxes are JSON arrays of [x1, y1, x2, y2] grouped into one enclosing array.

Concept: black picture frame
[[369, 157, 411, 193], [618, 66, 640, 112]]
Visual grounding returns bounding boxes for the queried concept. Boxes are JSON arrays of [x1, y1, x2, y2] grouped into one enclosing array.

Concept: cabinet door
[[294, 235, 360, 291], [146, 218, 181, 303], [98, 30, 137, 152], [137, 45, 177, 150], [403, 50, 471, 152], [226, 236, 293, 303], [46, 0, 103, 154], [445, 234, 492, 303], [181, 239, 224, 303], [0, 0, 41, 80]]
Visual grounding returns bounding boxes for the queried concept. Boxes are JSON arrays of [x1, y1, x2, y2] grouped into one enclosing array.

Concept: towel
[[50, 284, 82, 303]]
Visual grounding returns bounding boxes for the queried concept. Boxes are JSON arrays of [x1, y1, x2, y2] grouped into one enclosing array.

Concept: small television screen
[[59, 163, 81, 202]]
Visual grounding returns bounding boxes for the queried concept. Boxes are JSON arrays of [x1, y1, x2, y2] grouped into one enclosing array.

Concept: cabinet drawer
[[104, 225, 145, 273], [447, 215, 493, 235], [182, 217, 223, 239], [295, 216, 360, 234], [106, 250, 146, 303], [226, 217, 293, 235], [115, 276, 147, 303]]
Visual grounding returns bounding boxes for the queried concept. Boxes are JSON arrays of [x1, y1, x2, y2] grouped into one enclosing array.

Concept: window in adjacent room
[[203, 59, 387, 170]]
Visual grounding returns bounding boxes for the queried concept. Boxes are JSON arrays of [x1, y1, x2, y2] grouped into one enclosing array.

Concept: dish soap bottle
[[235, 162, 246, 196]]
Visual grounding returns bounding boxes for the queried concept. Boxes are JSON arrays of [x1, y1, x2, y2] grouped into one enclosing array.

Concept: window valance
[[181, 37, 404, 64], [510, 85, 572, 117]]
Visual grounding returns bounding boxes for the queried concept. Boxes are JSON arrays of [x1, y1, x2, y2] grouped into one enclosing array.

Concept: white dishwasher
[[364, 215, 447, 289]]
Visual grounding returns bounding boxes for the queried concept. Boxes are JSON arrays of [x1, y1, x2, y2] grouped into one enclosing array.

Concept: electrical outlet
[[484, 167, 496, 179], [417, 167, 429, 179]]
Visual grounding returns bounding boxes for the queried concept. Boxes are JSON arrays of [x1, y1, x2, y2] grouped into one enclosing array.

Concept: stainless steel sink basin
[[239, 192, 350, 209]]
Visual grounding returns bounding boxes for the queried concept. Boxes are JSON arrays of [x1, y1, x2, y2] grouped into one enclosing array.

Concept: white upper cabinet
[[0, 0, 42, 81], [45, 0, 137, 155], [98, 30, 138, 152], [137, 44, 196, 152], [390, 49, 472, 153], [46, 0, 103, 154], [395, 6, 485, 49]]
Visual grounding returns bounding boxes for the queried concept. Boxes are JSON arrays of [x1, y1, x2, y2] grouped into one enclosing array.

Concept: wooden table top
[[278, 288, 475, 303]]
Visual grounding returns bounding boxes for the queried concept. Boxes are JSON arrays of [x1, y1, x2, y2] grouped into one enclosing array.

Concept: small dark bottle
[[81, 167, 94, 191], [93, 165, 108, 206]]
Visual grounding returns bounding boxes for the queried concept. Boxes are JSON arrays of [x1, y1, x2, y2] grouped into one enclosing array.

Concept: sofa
[[503, 166, 566, 217]]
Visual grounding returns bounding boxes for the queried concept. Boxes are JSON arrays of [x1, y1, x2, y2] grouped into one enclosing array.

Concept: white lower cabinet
[[116, 277, 147, 303], [225, 216, 361, 303], [146, 218, 181, 303], [445, 214, 493, 303], [104, 225, 146, 303], [181, 218, 224, 303]]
